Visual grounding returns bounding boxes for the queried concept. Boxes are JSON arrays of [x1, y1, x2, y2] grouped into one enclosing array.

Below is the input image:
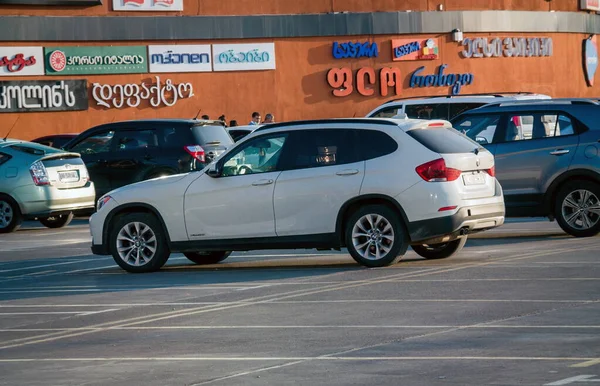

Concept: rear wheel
[[412, 237, 468, 260], [39, 212, 74, 228], [109, 213, 170, 273], [345, 205, 408, 268], [555, 181, 600, 237], [184, 251, 231, 265], [0, 195, 22, 234]]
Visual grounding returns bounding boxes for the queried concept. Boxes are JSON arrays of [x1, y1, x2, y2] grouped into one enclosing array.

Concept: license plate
[[462, 172, 485, 186], [58, 170, 79, 182]]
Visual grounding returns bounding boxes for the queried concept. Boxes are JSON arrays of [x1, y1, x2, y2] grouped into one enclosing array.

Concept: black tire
[[0, 195, 23, 234], [412, 236, 468, 260], [555, 181, 600, 237], [345, 204, 408, 268], [39, 212, 74, 229], [109, 212, 171, 273], [184, 251, 231, 265]]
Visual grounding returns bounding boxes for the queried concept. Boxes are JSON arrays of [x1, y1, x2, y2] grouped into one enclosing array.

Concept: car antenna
[[193, 108, 202, 120], [2, 116, 20, 142]]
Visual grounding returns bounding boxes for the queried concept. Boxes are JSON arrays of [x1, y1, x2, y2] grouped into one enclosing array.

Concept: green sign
[[44, 46, 148, 75]]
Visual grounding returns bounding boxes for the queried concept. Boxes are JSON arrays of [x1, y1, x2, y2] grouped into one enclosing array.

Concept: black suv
[[451, 99, 600, 237], [64, 119, 233, 199]]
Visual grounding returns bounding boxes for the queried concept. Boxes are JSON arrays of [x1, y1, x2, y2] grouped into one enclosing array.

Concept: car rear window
[[406, 127, 482, 154], [192, 124, 234, 146], [9, 143, 61, 156]]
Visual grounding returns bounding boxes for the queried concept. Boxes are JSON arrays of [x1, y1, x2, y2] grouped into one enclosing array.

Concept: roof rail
[[481, 98, 600, 108], [384, 91, 539, 103], [253, 118, 398, 133]]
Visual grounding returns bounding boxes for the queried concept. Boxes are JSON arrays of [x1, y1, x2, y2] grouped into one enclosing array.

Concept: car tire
[[39, 212, 74, 229], [109, 212, 171, 273], [0, 195, 22, 234], [555, 181, 600, 237], [411, 236, 468, 260], [345, 205, 408, 268], [184, 251, 231, 265]]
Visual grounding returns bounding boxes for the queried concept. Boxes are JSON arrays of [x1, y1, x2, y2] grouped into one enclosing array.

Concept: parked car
[[0, 139, 95, 233], [62, 119, 234, 200], [450, 99, 600, 237], [227, 125, 261, 142], [90, 118, 505, 273], [366, 92, 551, 121], [31, 134, 78, 149]]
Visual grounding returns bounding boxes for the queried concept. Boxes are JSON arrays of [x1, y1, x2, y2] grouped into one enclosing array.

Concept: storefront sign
[[461, 37, 553, 58], [584, 36, 598, 87], [92, 76, 194, 109], [581, 0, 600, 11], [332, 42, 378, 59], [327, 67, 401, 97], [112, 0, 183, 11], [409, 65, 473, 95], [212, 43, 276, 72], [392, 38, 439, 61], [44, 46, 147, 75], [0, 80, 88, 113], [148, 45, 212, 73], [0, 47, 44, 76]]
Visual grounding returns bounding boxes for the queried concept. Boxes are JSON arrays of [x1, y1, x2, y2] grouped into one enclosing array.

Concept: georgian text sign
[[212, 43, 276, 72], [0, 80, 88, 113], [0, 47, 44, 76], [44, 46, 148, 75], [148, 45, 212, 73], [461, 37, 553, 58]]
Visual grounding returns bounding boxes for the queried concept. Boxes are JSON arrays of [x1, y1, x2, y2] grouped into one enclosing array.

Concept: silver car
[[0, 139, 96, 233]]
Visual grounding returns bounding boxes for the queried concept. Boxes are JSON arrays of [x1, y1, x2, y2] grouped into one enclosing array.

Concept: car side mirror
[[475, 136, 489, 145], [206, 162, 222, 178]]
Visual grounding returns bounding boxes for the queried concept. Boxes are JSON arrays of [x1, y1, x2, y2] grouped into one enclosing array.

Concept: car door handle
[[336, 169, 359, 176], [550, 149, 570, 156], [251, 179, 274, 186]]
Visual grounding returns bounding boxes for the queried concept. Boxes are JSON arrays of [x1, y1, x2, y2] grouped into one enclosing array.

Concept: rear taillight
[[30, 160, 50, 186], [185, 145, 206, 162], [415, 158, 461, 182], [486, 166, 496, 177]]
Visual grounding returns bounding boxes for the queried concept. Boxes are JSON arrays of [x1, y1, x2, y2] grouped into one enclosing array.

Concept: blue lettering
[[332, 41, 379, 59], [409, 64, 474, 95], [151, 51, 210, 65], [393, 41, 421, 59]]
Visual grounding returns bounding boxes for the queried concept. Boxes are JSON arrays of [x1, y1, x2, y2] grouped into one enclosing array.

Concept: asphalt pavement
[[0, 218, 599, 386]]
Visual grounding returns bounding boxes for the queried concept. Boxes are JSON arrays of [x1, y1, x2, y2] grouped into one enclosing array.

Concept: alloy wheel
[[561, 189, 600, 230], [0, 200, 13, 229], [351, 214, 395, 261], [116, 221, 157, 266]]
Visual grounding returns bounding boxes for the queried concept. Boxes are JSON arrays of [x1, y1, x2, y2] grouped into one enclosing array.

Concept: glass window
[[281, 129, 361, 170], [405, 104, 448, 119], [448, 103, 487, 120], [221, 134, 288, 177], [69, 131, 115, 155], [228, 129, 252, 142], [192, 124, 234, 147], [115, 130, 158, 152], [358, 130, 398, 160], [0, 152, 12, 166], [453, 114, 501, 145], [407, 127, 483, 154], [160, 126, 194, 148], [506, 114, 576, 142], [371, 106, 401, 118]]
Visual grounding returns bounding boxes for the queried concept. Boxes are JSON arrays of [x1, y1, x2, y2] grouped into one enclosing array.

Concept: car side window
[[114, 129, 158, 152], [505, 114, 576, 142], [454, 115, 501, 145], [221, 134, 288, 177], [371, 106, 401, 118], [448, 103, 487, 120], [358, 130, 398, 160], [69, 131, 115, 155], [405, 104, 448, 119], [281, 129, 361, 171]]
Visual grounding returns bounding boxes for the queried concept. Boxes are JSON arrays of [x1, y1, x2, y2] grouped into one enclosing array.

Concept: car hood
[[107, 172, 196, 201]]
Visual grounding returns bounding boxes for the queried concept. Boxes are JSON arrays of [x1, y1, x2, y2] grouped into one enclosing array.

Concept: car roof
[[88, 118, 225, 131], [453, 99, 600, 115], [0, 138, 28, 148], [252, 118, 452, 134]]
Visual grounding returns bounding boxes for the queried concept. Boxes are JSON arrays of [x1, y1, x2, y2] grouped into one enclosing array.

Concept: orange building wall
[[1, 31, 599, 140], [0, 0, 583, 16]]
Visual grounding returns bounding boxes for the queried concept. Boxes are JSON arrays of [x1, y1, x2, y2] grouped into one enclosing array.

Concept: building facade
[[1, 0, 600, 139]]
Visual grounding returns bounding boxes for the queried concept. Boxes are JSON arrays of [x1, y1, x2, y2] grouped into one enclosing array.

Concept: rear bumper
[[407, 202, 505, 244], [16, 182, 96, 218]]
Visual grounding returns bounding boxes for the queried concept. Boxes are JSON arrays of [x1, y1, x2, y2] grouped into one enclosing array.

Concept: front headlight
[[97, 195, 112, 211]]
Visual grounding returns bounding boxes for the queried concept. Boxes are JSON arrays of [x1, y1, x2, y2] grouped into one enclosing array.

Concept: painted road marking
[[545, 375, 600, 385], [572, 360, 600, 368], [0, 259, 92, 273]]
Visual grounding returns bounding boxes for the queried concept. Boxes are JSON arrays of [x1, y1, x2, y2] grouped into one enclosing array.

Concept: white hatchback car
[[90, 118, 505, 273]]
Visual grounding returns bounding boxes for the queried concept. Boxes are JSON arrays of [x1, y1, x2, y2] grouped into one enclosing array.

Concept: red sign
[[0, 53, 36, 73], [327, 67, 401, 97], [581, 0, 600, 11], [392, 38, 439, 61]]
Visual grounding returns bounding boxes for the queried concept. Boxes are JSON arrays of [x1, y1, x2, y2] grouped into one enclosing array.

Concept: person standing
[[263, 113, 275, 124], [249, 112, 261, 125]]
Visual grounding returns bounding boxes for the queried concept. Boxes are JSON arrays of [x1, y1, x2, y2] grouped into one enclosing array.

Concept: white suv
[[366, 93, 551, 121], [90, 118, 505, 273]]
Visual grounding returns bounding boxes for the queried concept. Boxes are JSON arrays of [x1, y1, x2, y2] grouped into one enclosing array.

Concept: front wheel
[[184, 251, 231, 265], [555, 181, 600, 237], [109, 213, 171, 273], [412, 237, 468, 260], [345, 205, 408, 268], [39, 212, 74, 228]]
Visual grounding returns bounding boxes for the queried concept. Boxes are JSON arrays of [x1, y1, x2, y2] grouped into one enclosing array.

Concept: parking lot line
[[0, 243, 595, 351], [0, 259, 92, 273], [571, 358, 600, 368]]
